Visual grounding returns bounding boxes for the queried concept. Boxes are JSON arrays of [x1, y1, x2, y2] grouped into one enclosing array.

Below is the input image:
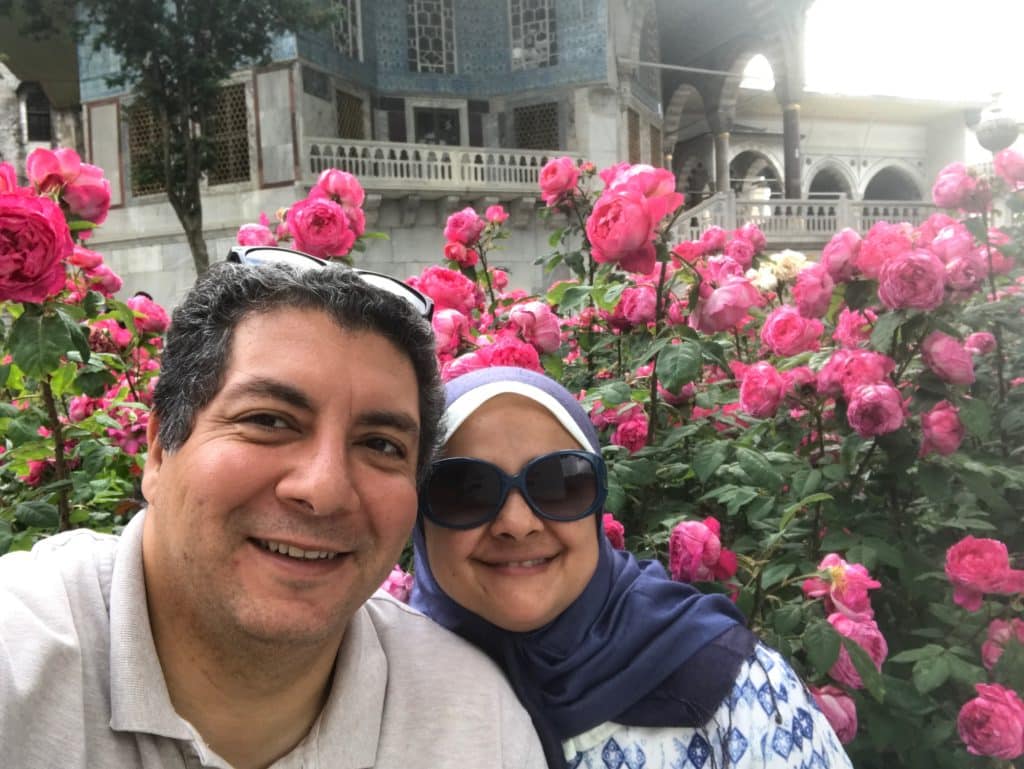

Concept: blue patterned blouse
[[562, 644, 853, 769]]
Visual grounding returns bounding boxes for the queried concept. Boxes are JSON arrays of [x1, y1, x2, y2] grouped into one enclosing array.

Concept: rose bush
[[9, 146, 1024, 769]]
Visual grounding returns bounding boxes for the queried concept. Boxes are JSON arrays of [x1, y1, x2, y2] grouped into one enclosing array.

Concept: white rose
[[768, 249, 808, 281]]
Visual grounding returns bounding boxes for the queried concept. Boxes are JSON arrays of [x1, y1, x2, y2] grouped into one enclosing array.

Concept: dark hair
[[152, 262, 443, 481]]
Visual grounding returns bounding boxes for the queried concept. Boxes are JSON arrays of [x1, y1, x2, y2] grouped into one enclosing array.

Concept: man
[[0, 256, 546, 768]]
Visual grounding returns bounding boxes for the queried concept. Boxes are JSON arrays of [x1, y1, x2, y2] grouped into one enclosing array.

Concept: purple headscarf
[[411, 366, 753, 767]]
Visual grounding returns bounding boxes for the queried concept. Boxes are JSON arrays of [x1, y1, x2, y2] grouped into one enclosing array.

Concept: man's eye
[[241, 413, 290, 430], [365, 436, 405, 458]]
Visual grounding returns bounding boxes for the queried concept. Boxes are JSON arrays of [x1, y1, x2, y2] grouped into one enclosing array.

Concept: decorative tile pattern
[[510, 0, 558, 70]]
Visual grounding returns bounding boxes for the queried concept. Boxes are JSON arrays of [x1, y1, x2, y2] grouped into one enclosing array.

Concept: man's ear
[[141, 412, 164, 503]]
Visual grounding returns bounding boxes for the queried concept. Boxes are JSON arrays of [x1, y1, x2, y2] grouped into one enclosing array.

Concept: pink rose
[[920, 400, 964, 457], [738, 361, 785, 418], [964, 332, 996, 355], [857, 221, 913, 279], [310, 168, 365, 209], [922, 331, 975, 385], [603, 513, 625, 550], [994, 149, 1024, 189], [821, 228, 862, 282], [723, 238, 755, 269], [945, 536, 1021, 611], [672, 240, 704, 265], [509, 300, 561, 354], [982, 619, 1024, 670], [699, 226, 728, 255], [760, 305, 823, 357], [236, 222, 277, 246], [802, 553, 880, 621], [690, 277, 761, 333], [610, 406, 649, 453], [828, 613, 888, 689], [928, 223, 973, 263], [477, 334, 544, 372], [614, 285, 657, 327], [733, 223, 766, 253], [380, 564, 414, 603], [811, 685, 858, 744], [916, 213, 959, 245], [793, 262, 835, 318], [846, 383, 906, 438], [876, 248, 946, 311], [444, 207, 486, 246], [441, 350, 488, 382], [126, 294, 170, 334], [816, 349, 894, 398], [414, 265, 481, 315], [586, 189, 655, 274], [705, 254, 744, 285], [63, 163, 112, 225], [539, 156, 580, 207], [286, 197, 356, 258], [832, 307, 875, 349], [26, 147, 81, 192], [90, 318, 134, 350], [669, 516, 737, 582], [944, 252, 986, 296], [0, 162, 18, 193], [932, 162, 992, 212], [485, 204, 509, 223], [69, 245, 104, 271], [0, 192, 73, 303], [443, 241, 479, 268], [957, 684, 1024, 759], [432, 308, 470, 357], [603, 164, 683, 223], [86, 263, 123, 296]]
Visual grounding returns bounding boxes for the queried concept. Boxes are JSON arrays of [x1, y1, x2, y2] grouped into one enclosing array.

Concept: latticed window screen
[[206, 84, 250, 186], [407, 0, 456, 74], [332, 0, 362, 60], [649, 125, 662, 167], [509, 0, 557, 70], [336, 91, 366, 139], [127, 104, 165, 196], [627, 109, 641, 164], [514, 102, 558, 150], [638, 8, 660, 98]]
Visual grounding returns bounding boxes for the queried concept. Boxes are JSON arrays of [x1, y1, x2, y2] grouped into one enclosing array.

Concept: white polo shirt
[[0, 512, 545, 768]]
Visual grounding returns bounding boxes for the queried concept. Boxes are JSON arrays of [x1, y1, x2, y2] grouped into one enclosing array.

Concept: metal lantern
[[976, 96, 1020, 153]]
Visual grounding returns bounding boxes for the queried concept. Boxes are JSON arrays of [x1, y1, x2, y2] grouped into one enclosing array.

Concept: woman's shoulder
[[563, 643, 852, 769]]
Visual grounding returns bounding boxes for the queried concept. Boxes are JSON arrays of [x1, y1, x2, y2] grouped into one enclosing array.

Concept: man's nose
[[276, 437, 359, 516]]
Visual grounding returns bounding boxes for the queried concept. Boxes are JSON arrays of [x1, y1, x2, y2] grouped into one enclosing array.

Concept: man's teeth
[[258, 539, 340, 560]]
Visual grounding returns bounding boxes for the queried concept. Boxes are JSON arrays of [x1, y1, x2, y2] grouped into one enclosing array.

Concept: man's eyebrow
[[356, 409, 421, 438], [221, 378, 313, 411]]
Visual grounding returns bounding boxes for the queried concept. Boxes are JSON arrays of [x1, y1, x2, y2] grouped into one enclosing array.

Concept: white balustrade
[[303, 138, 580, 195]]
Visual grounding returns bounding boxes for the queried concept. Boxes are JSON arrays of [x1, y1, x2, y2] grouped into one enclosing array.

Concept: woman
[[412, 366, 853, 769]]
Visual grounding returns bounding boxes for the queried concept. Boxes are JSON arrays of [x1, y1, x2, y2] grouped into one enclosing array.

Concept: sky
[[741, 0, 1024, 116], [803, 0, 1023, 110]]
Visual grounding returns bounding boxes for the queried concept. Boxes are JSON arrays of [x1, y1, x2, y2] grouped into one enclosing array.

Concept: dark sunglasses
[[420, 450, 608, 530], [227, 245, 434, 320]]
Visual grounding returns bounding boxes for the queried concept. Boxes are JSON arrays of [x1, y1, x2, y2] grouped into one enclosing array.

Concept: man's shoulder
[[0, 528, 121, 586], [362, 591, 508, 676]]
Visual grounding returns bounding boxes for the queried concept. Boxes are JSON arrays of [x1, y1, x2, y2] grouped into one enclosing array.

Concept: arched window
[[407, 0, 456, 74], [24, 84, 52, 143], [509, 0, 557, 70]]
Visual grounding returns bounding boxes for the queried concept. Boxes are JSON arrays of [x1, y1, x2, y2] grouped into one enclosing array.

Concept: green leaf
[[912, 654, 950, 694], [844, 636, 885, 701], [76, 369, 118, 397], [693, 441, 729, 483], [760, 561, 797, 588], [843, 279, 878, 310], [736, 447, 784, 492], [804, 620, 842, 677], [594, 281, 626, 311], [49, 361, 79, 398], [963, 215, 988, 241], [592, 380, 633, 407], [611, 459, 658, 487], [0, 520, 11, 555], [657, 341, 702, 392], [9, 312, 74, 377], [780, 493, 833, 530], [772, 604, 803, 635], [555, 285, 593, 313], [869, 311, 904, 353], [889, 644, 946, 664], [14, 501, 59, 529], [548, 228, 565, 248], [957, 398, 992, 440]]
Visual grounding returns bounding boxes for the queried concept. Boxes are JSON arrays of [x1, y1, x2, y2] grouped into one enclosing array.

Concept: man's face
[[141, 307, 421, 647]]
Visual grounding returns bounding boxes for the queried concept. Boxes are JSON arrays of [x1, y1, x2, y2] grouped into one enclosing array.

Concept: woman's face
[[423, 394, 600, 632]]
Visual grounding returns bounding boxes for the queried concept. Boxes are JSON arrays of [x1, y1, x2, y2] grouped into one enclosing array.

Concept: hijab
[[411, 366, 755, 767]]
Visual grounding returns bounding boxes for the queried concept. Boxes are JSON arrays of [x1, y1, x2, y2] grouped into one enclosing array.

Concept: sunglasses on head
[[226, 245, 434, 320], [420, 449, 608, 530]]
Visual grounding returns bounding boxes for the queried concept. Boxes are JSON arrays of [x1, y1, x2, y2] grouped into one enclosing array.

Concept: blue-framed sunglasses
[[420, 450, 608, 530], [227, 245, 434, 320]]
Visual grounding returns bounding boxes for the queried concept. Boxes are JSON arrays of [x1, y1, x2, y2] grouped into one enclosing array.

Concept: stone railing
[[303, 138, 580, 196], [673, 192, 936, 248]]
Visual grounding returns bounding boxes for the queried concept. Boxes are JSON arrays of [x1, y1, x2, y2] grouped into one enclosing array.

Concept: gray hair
[[152, 262, 443, 482]]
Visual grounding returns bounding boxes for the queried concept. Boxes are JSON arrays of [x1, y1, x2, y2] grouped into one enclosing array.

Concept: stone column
[[782, 102, 802, 198], [707, 111, 733, 194]]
